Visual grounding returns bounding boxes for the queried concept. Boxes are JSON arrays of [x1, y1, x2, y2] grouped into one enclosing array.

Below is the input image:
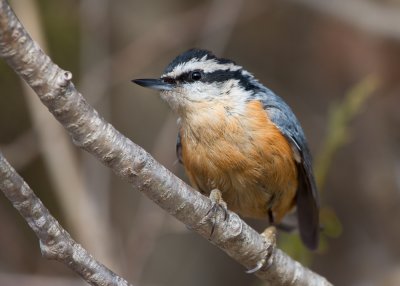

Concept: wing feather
[[262, 93, 319, 250]]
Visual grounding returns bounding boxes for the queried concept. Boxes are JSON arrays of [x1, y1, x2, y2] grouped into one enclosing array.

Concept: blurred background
[[1, 0, 400, 285]]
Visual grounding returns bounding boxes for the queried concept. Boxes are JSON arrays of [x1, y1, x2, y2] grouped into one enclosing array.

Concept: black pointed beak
[[132, 78, 174, 91]]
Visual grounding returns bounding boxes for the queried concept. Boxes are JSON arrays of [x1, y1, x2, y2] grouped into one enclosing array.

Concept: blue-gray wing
[[260, 91, 320, 250]]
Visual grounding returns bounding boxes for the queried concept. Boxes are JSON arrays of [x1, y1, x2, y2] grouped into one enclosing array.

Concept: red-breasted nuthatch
[[133, 49, 319, 251]]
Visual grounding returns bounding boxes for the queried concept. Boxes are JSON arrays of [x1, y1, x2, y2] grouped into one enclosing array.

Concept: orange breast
[[181, 100, 298, 222]]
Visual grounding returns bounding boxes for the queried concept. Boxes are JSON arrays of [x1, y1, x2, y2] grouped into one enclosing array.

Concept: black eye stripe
[[175, 72, 189, 82], [203, 70, 262, 91], [162, 77, 176, 84], [170, 69, 261, 92], [175, 71, 201, 82]]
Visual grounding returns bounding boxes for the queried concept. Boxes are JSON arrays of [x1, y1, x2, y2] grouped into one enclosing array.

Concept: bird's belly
[[216, 172, 276, 219], [181, 100, 298, 221], [183, 144, 295, 219]]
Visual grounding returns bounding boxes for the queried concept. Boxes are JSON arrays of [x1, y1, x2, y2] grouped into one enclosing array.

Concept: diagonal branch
[[0, 152, 132, 286], [0, 1, 331, 285]]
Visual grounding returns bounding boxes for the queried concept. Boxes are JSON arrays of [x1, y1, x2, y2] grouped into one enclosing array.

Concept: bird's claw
[[246, 226, 277, 274], [205, 189, 229, 239]]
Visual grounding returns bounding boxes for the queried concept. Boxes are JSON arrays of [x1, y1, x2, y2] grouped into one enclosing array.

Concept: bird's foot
[[246, 226, 277, 274], [205, 189, 229, 239]]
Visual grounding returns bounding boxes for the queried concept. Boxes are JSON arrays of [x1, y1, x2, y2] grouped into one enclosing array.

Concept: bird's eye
[[190, 70, 202, 81]]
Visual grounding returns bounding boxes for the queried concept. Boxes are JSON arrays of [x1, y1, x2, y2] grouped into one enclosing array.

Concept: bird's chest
[[180, 101, 298, 219]]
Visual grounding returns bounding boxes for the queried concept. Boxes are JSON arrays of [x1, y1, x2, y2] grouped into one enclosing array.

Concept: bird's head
[[133, 49, 262, 118]]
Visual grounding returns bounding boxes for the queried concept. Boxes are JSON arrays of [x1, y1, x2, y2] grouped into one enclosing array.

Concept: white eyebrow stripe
[[163, 58, 242, 78]]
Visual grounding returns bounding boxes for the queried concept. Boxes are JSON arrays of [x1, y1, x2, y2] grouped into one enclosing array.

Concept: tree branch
[[0, 152, 131, 286], [0, 1, 331, 285], [10, 0, 120, 271]]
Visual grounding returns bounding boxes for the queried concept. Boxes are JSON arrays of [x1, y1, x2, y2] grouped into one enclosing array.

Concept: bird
[[132, 48, 319, 253]]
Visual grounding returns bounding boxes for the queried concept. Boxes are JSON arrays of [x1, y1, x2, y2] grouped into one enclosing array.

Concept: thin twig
[[0, 152, 132, 286], [0, 1, 331, 285]]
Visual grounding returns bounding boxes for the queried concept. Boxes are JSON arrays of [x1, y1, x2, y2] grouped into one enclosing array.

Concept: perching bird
[[133, 49, 319, 252]]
